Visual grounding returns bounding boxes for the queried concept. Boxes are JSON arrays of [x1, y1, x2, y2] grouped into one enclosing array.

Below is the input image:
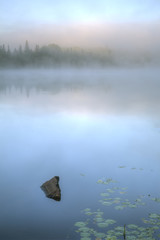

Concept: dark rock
[[41, 176, 61, 201]]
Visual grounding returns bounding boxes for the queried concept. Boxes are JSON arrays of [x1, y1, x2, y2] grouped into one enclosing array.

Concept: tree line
[[0, 41, 114, 68], [0, 40, 157, 68]]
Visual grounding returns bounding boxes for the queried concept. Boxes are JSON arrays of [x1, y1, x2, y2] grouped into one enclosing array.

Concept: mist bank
[[1, 21, 160, 68], [0, 41, 159, 68], [0, 68, 160, 120]]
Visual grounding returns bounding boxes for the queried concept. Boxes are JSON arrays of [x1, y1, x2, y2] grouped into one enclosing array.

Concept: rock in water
[[41, 176, 61, 201]]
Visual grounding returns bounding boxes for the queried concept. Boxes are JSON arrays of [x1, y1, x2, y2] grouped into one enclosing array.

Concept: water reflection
[[0, 68, 160, 118], [0, 68, 160, 239]]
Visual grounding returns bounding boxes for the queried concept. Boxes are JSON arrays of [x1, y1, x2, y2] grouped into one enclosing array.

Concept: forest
[[0, 40, 158, 68]]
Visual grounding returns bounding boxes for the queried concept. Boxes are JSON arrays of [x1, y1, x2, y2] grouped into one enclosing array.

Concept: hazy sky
[[0, 0, 160, 49]]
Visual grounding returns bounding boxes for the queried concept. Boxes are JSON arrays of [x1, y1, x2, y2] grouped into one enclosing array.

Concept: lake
[[0, 68, 160, 240]]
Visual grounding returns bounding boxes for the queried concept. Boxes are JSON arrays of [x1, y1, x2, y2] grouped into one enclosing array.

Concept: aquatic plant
[[74, 168, 160, 240]]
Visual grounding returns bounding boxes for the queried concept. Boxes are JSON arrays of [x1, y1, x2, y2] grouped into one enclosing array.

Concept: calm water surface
[[0, 68, 160, 240]]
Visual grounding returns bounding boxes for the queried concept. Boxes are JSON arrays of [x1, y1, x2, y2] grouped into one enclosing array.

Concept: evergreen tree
[[24, 40, 30, 53], [2, 44, 6, 54], [7, 45, 11, 56], [19, 45, 23, 55]]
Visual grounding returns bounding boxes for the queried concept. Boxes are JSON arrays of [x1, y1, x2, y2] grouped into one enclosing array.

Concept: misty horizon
[[1, 21, 160, 50], [1, 1, 159, 63], [0, 38, 160, 68]]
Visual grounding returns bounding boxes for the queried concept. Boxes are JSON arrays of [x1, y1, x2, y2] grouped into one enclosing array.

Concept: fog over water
[[0, 68, 160, 117], [0, 68, 160, 239]]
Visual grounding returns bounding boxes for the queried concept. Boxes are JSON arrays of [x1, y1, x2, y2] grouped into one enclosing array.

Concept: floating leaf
[[85, 212, 93, 216], [121, 187, 127, 190], [97, 178, 117, 185], [113, 199, 120, 204], [94, 232, 106, 238], [107, 188, 115, 193], [106, 178, 116, 184], [84, 208, 91, 212], [79, 227, 90, 232], [152, 197, 160, 203], [75, 173, 160, 240], [106, 236, 117, 240], [105, 219, 116, 225], [75, 222, 86, 228], [119, 191, 126, 194], [97, 179, 103, 184], [95, 217, 104, 223], [127, 224, 138, 229], [149, 213, 160, 219], [97, 222, 108, 228], [80, 237, 91, 240], [115, 205, 124, 210], [114, 226, 124, 231], [80, 232, 90, 237], [128, 204, 137, 208]]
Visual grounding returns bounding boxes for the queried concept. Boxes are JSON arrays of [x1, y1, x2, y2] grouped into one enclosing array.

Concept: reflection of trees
[[0, 70, 111, 97], [1, 69, 160, 118], [0, 41, 114, 68]]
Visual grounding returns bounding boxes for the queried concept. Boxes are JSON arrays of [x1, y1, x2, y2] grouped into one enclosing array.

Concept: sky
[[0, 0, 160, 49]]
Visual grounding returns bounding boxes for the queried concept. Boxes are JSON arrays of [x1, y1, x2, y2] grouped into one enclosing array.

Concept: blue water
[[0, 68, 160, 240]]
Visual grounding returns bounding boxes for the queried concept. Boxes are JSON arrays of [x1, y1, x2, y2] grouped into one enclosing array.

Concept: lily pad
[[149, 213, 160, 219], [105, 219, 116, 225], [95, 217, 104, 223], [115, 205, 124, 210], [101, 193, 110, 197], [94, 232, 106, 238], [75, 222, 86, 228], [152, 198, 160, 203], [127, 224, 138, 229], [80, 232, 91, 237], [97, 222, 108, 228], [80, 237, 91, 240]]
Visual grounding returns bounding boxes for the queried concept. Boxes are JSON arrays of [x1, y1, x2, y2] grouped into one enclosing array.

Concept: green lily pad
[[114, 226, 124, 231], [80, 237, 91, 240], [101, 193, 110, 197], [78, 227, 90, 232], [97, 222, 108, 228], [101, 201, 112, 206], [107, 188, 115, 193], [105, 219, 116, 225], [94, 232, 106, 238], [106, 236, 117, 240], [128, 204, 137, 208], [115, 205, 124, 210], [127, 224, 138, 229], [80, 232, 90, 237], [95, 217, 104, 222], [149, 213, 160, 219], [75, 222, 86, 227], [152, 198, 160, 203], [97, 179, 103, 184]]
